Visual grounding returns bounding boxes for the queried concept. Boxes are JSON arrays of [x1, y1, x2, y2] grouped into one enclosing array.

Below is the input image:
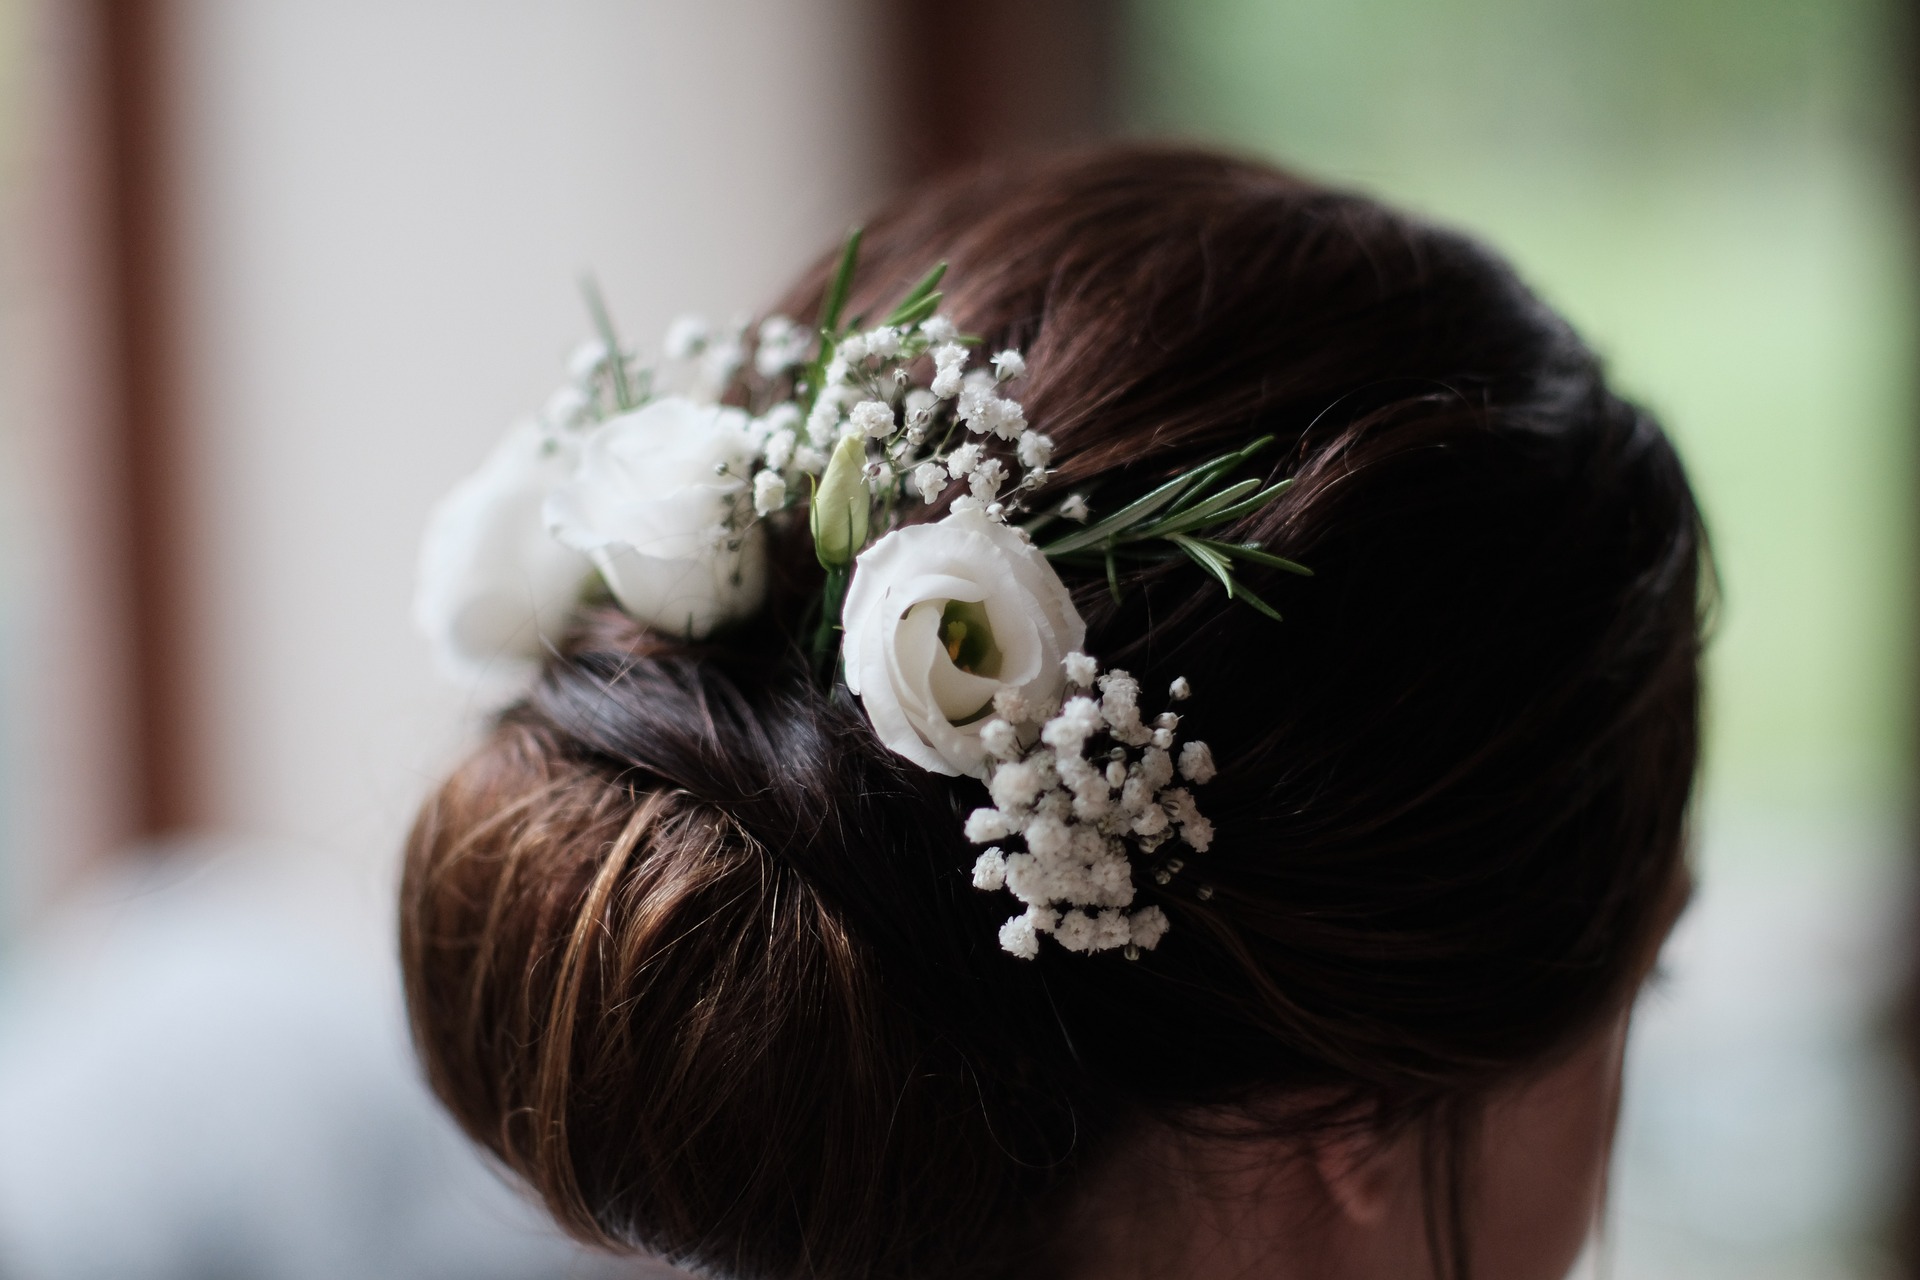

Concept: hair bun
[[402, 146, 1703, 1280], [403, 606, 1091, 1277]]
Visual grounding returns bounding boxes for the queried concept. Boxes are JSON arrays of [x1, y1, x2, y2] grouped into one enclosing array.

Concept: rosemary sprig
[[579, 275, 639, 412], [884, 260, 947, 329], [799, 228, 865, 418], [1040, 435, 1311, 615]]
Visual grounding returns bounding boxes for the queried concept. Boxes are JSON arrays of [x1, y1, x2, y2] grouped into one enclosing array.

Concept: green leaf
[[1186, 478, 1293, 528], [885, 291, 944, 331], [1106, 546, 1124, 604], [1164, 436, 1275, 515], [883, 261, 948, 326], [578, 274, 635, 411], [819, 227, 863, 337], [1042, 472, 1202, 555], [1172, 534, 1236, 590], [1195, 537, 1314, 577], [1232, 582, 1286, 622], [1173, 535, 1285, 622], [1136, 478, 1263, 537]]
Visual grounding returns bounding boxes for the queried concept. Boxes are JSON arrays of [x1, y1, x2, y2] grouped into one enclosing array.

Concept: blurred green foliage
[[1126, 0, 1915, 816]]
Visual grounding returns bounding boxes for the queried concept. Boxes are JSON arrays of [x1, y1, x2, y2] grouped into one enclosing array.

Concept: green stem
[[812, 565, 850, 683], [578, 276, 635, 411]]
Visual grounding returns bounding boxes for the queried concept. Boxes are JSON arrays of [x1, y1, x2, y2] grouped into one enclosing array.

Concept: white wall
[[167, 0, 884, 887]]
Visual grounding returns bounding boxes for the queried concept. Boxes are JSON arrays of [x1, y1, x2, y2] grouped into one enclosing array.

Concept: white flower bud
[[809, 434, 870, 569], [1060, 493, 1091, 522], [992, 349, 1027, 381]]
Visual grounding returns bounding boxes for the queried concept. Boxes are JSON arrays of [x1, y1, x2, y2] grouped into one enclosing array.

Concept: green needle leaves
[[1041, 434, 1311, 619]]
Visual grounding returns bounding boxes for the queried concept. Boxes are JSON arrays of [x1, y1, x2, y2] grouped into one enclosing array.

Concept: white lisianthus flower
[[842, 508, 1086, 777], [544, 396, 766, 638], [414, 421, 595, 691]]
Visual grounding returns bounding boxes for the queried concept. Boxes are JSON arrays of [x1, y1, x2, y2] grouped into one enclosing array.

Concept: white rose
[[842, 508, 1086, 777], [414, 420, 595, 692], [544, 396, 766, 638]]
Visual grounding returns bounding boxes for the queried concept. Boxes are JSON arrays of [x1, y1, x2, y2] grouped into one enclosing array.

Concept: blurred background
[[0, 1, 1909, 1277]]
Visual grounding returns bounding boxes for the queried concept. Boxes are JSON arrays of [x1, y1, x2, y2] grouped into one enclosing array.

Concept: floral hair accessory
[[416, 233, 1311, 956]]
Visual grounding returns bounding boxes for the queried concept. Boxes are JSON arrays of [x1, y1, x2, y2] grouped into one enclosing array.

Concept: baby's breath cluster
[[420, 237, 1298, 965], [741, 309, 1065, 530], [966, 653, 1216, 960]]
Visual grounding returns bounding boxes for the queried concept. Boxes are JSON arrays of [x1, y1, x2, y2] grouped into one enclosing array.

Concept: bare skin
[[1057, 1012, 1631, 1280]]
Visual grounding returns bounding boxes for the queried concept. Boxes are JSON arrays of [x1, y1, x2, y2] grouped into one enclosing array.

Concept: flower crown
[[416, 234, 1310, 958]]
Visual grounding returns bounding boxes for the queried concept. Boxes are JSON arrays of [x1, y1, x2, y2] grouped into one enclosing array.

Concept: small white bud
[[663, 314, 708, 359], [752, 470, 787, 516], [567, 339, 610, 384]]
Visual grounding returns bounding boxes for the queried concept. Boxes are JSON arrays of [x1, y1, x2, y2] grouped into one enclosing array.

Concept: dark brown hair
[[401, 146, 1706, 1280]]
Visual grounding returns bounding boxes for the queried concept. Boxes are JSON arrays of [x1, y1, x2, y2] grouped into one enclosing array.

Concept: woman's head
[[400, 146, 1706, 1280]]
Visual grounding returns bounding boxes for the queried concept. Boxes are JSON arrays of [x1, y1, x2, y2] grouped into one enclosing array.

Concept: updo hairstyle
[[400, 146, 1706, 1280]]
